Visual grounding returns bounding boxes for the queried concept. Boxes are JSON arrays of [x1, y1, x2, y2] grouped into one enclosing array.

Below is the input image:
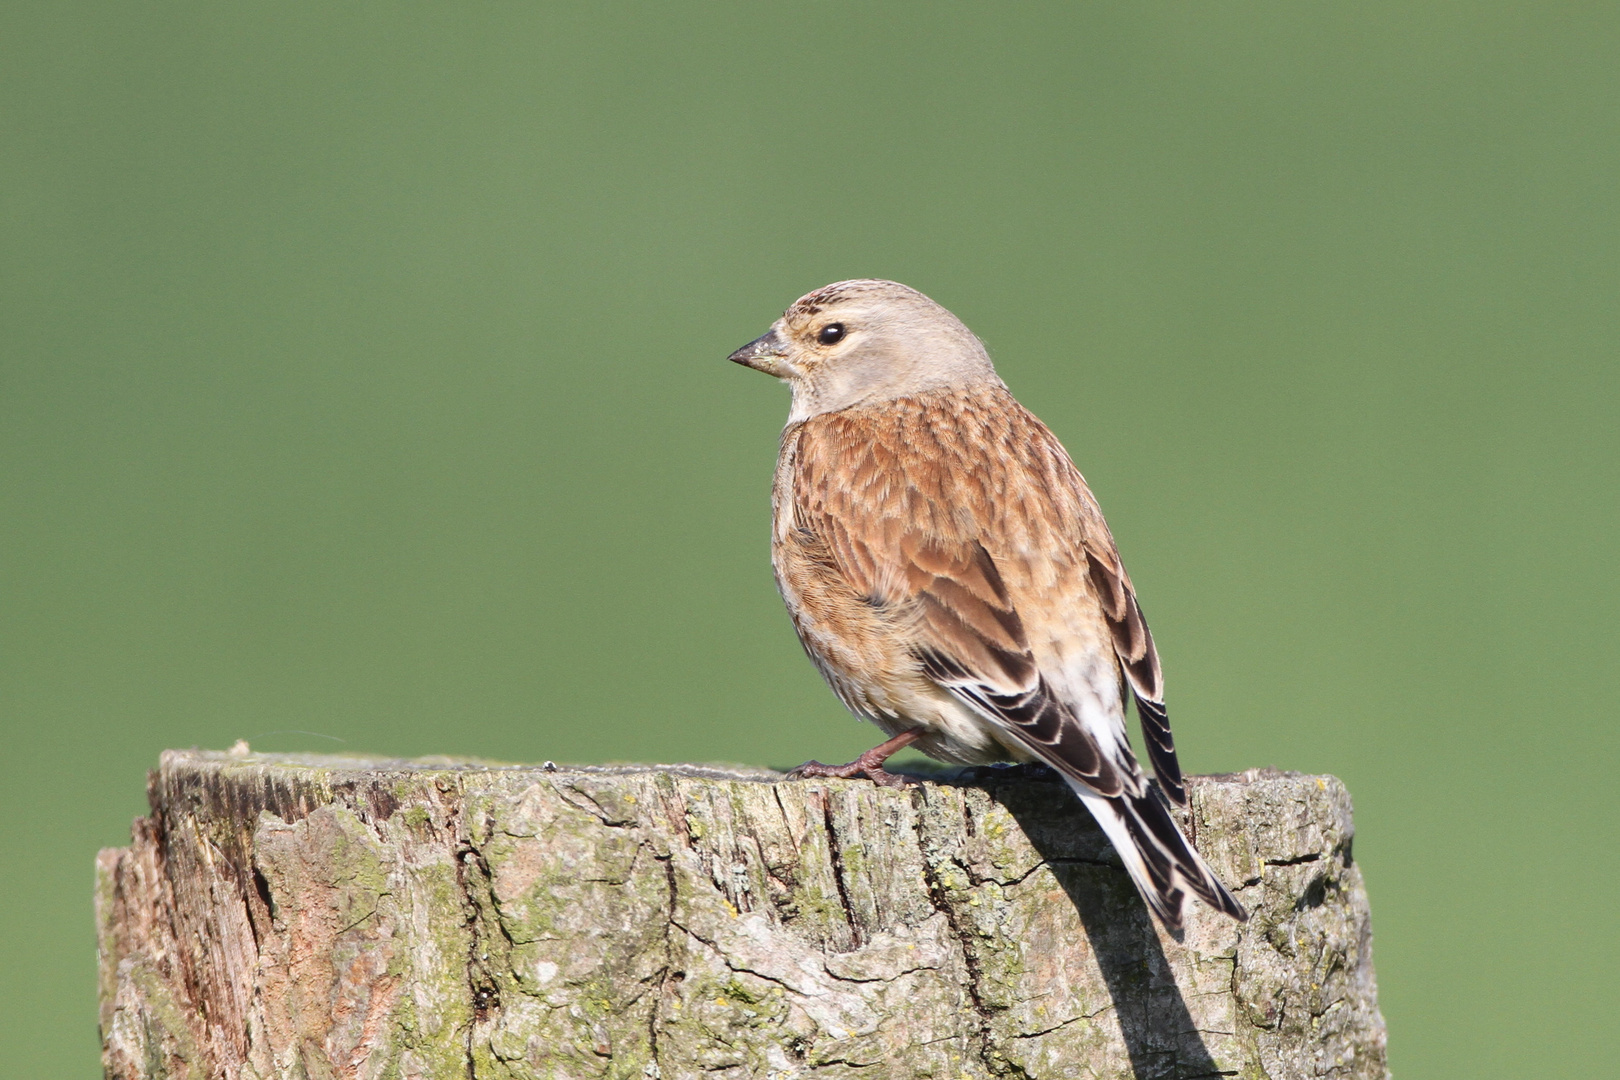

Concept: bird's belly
[[778, 571, 1015, 764]]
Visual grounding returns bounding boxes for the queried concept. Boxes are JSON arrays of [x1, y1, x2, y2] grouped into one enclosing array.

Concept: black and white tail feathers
[[1070, 781, 1248, 934], [920, 652, 1248, 934]]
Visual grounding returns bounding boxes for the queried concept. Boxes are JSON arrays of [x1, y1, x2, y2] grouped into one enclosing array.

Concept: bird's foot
[[785, 729, 924, 789], [787, 757, 913, 788]]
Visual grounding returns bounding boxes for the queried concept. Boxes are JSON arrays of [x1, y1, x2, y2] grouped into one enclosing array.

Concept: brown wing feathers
[[906, 537, 1033, 688], [900, 530, 1124, 794], [792, 394, 1184, 799], [1085, 549, 1185, 804]]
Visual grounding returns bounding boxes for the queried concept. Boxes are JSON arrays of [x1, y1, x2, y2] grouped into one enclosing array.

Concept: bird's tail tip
[[1074, 783, 1248, 933]]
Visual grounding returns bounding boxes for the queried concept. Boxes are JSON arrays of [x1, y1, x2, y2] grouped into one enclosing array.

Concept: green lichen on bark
[[98, 752, 1387, 1079]]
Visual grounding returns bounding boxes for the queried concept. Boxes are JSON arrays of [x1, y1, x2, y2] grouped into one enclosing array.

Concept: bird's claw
[[787, 758, 916, 789]]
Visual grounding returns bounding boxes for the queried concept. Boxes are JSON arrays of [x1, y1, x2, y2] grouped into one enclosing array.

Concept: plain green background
[[3, 3, 1616, 1075]]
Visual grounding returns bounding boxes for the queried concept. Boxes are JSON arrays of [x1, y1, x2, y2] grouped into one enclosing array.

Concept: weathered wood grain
[[97, 749, 1387, 1079]]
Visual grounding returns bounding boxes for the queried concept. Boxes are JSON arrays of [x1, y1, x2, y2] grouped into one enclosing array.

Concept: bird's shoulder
[[784, 383, 1113, 557]]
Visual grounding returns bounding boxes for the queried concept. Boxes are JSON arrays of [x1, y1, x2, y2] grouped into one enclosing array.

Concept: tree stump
[[96, 749, 1387, 1079]]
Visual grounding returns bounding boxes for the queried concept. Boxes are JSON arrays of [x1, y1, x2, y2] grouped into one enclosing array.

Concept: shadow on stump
[[962, 767, 1230, 1080]]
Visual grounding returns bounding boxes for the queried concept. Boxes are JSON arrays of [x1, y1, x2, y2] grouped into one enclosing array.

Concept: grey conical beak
[[727, 330, 792, 377]]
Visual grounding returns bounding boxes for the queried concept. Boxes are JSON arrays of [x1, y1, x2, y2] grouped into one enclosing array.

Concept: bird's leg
[[787, 729, 923, 789]]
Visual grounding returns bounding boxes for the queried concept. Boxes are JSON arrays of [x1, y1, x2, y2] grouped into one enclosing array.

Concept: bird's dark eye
[[817, 323, 846, 345]]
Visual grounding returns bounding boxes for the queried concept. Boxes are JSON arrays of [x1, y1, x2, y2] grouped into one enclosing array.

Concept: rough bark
[[97, 749, 1387, 1080]]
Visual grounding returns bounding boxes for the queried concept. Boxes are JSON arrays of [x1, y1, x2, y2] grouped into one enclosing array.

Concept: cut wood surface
[[97, 749, 1387, 1079]]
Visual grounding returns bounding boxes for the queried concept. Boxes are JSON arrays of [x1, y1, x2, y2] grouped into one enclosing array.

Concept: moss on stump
[[97, 750, 1387, 1079]]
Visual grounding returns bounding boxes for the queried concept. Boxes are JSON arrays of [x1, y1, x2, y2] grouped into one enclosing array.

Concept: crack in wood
[[96, 751, 1388, 1080]]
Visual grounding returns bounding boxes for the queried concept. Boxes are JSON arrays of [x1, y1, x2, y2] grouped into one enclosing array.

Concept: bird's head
[[728, 279, 999, 421]]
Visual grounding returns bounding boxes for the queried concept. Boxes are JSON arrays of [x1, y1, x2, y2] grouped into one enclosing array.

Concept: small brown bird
[[729, 279, 1246, 933]]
